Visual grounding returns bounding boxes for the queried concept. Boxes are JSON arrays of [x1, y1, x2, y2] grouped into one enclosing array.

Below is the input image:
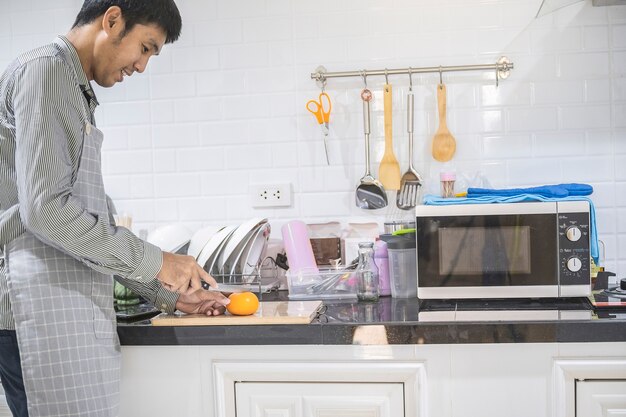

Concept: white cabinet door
[[576, 380, 626, 417], [235, 382, 404, 417]]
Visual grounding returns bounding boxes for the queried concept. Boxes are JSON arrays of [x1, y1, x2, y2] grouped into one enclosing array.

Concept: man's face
[[93, 17, 166, 88]]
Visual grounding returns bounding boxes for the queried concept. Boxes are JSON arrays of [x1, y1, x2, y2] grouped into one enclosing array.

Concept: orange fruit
[[226, 292, 259, 316]]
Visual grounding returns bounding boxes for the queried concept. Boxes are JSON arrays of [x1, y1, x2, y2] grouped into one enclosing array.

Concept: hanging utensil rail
[[311, 56, 514, 87]]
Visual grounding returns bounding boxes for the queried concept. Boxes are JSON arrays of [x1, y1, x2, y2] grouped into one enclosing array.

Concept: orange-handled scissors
[[306, 92, 331, 128], [306, 92, 332, 164]]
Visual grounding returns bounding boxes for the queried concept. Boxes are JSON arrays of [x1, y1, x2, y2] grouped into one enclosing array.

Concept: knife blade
[[202, 282, 253, 293]]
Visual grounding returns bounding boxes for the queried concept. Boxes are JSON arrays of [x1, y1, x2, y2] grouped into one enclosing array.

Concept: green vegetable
[[116, 298, 141, 306], [114, 281, 140, 305]]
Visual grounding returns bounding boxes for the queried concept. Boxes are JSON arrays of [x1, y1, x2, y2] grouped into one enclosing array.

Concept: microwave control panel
[[557, 211, 590, 286]]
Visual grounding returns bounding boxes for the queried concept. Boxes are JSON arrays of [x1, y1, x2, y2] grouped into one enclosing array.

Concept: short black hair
[[72, 0, 182, 44]]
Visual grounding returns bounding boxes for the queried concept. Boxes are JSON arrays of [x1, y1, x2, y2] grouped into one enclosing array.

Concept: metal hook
[[384, 68, 389, 85], [360, 70, 372, 102], [314, 65, 328, 92], [495, 65, 500, 88], [439, 66, 443, 85], [408, 67, 413, 92]]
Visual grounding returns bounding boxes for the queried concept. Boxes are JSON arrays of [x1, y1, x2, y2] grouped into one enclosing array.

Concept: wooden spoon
[[431, 83, 456, 162], [378, 83, 401, 190]]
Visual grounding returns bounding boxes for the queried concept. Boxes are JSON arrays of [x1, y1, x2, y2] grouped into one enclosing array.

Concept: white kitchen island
[[119, 341, 626, 417], [115, 295, 626, 417]]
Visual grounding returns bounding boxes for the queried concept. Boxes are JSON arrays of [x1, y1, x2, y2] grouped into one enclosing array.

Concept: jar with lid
[[355, 242, 380, 302], [440, 171, 456, 198]]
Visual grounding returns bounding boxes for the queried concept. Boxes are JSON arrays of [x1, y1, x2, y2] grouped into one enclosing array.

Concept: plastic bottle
[[355, 242, 380, 302], [373, 240, 391, 296]]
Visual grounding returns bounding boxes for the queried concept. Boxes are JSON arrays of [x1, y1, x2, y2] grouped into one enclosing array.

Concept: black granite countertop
[[117, 290, 626, 346]]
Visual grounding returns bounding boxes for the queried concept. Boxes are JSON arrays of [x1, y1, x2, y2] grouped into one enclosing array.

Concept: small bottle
[[373, 240, 391, 296], [440, 172, 456, 198], [355, 242, 380, 302]]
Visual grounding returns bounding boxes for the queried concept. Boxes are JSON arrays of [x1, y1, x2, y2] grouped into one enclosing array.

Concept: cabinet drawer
[[576, 380, 626, 417], [235, 381, 404, 417]]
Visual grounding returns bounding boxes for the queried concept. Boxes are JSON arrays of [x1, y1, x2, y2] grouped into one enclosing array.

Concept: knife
[[202, 282, 253, 293]]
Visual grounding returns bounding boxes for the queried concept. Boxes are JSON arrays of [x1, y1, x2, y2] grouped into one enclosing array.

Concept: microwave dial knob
[[566, 257, 582, 272], [566, 226, 581, 242]]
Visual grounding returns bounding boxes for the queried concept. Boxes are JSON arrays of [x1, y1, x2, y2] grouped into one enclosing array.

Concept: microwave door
[[416, 213, 559, 299]]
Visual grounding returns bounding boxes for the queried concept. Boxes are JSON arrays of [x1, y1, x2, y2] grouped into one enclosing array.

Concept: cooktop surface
[[418, 297, 594, 322]]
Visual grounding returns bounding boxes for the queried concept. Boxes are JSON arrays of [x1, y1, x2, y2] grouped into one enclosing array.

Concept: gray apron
[[5, 122, 120, 417]]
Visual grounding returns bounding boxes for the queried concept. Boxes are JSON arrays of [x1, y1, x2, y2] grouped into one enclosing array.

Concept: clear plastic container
[[386, 234, 417, 298], [286, 267, 357, 300]]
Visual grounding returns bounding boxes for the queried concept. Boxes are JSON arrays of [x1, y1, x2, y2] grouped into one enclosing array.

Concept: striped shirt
[[0, 36, 178, 330]]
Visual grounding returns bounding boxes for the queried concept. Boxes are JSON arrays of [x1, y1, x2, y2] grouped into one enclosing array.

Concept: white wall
[[1, 0, 625, 275]]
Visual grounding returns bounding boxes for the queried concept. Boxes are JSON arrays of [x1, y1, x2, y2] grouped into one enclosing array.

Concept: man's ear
[[102, 6, 123, 34]]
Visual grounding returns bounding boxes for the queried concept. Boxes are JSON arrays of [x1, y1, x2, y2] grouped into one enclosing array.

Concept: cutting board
[[151, 300, 323, 326]]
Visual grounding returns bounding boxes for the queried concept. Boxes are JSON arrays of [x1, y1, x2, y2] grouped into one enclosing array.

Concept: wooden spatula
[[431, 83, 456, 162], [379, 83, 401, 190]]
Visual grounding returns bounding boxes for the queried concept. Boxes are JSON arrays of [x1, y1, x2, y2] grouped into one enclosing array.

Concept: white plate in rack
[[206, 226, 241, 278], [221, 222, 264, 278], [147, 223, 192, 253], [197, 225, 236, 271], [217, 218, 267, 276], [187, 225, 222, 260], [235, 222, 271, 278]]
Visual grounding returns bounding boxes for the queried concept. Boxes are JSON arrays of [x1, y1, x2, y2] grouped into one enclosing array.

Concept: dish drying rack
[[204, 257, 281, 300]]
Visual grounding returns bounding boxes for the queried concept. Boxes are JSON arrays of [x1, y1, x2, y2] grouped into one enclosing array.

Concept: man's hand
[[176, 289, 230, 316], [157, 252, 217, 295]]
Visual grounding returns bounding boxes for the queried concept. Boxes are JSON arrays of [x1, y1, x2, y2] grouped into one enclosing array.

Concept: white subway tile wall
[[2, 0, 626, 275]]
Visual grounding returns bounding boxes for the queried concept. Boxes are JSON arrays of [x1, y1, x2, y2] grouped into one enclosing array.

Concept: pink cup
[[281, 220, 319, 275]]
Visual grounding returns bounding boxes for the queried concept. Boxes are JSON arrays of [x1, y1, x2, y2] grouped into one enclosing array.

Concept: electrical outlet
[[249, 183, 292, 207]]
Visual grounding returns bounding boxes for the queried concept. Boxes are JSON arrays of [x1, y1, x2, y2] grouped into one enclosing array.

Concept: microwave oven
[[415, 201, 591, 299]]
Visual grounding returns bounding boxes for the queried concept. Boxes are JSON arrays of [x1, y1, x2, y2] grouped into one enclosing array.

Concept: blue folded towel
[[422, 193, 599, 264], [467, 183, 593, 198]]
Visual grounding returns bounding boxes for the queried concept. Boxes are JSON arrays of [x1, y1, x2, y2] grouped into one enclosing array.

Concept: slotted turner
[[396, 89, 422, 210], [378, 83, 401, 190]]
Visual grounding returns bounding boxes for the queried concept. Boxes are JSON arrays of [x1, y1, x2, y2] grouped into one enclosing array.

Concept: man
[[0, 1, 230, 416]]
